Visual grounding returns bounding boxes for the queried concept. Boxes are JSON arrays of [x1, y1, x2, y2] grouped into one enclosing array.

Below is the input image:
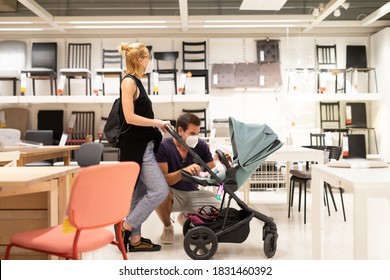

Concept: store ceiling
[[0, 0, 390, 37]]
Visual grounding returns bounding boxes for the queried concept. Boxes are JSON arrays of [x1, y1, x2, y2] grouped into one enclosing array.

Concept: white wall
[[371, 28, 390, 161], [0, 33, 381, 150]]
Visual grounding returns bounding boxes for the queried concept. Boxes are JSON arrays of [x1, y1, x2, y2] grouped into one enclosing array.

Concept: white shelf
[[0, 94, 211, 105], [283, 93, 383, 101]]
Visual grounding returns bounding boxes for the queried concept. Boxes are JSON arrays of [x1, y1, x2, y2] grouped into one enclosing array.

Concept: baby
[[198, 154, 228, 178]]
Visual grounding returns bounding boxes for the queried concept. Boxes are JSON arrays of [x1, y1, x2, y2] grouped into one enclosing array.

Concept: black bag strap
[[118, 75, 138, 135]]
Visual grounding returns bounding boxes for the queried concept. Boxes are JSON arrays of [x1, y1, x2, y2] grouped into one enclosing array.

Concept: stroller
[[165, 117, 283, 260]]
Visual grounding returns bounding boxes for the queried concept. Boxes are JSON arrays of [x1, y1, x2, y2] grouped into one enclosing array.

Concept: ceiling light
[[312, 8, 320, 17], [341, 2, 350, 10], [333, 9, 341, 17]]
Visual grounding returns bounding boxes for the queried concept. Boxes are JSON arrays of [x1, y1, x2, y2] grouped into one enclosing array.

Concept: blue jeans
[[125, 141, 169, 236]]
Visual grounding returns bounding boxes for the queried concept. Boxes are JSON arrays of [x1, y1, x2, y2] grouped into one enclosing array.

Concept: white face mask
[[185, 135, 199, 148], [144, 59, 154, 74]]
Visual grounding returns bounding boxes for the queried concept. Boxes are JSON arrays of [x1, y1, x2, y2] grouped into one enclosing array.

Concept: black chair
[[310, 133, 325, 146], [316, 45, 345, 93], [320, 101, 348, 146], [182, 41, 209, 94], [153, 51, 179, 95], [59, 43, 92, 96], [343, 134, 367, 159], [21, 42, 57, 96], [345, 45, 378, 93], [182, 108, 208, 138], [345, 102, 378, 154], [95, 49, 123, 95], [288, 145, 344, 224], [37, 110, 64, 145], [66, 111, 95, 147]]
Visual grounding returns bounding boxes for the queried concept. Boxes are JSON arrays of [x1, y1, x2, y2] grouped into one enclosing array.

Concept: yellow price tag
[[62, 216, 76, 234]]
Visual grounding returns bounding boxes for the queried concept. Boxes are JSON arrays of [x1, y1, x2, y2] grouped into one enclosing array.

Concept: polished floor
[[84, 188, 390, 260]]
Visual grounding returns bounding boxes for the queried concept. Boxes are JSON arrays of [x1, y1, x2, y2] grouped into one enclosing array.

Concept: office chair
[[0, 40, 27, 96], [182, 41, 209, 94], [24, 130, 54, 166], [95, 49, 123, 95], [76, 143, 104, 167], [316, 45, 345, 93], [154, 51, 179, 95], [21, 42, 57, 96], [4, 162, 140, 260], [59, 43, 92, 95]]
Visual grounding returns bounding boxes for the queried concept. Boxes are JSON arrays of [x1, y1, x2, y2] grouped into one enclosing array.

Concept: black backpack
[[103, 75, 137, 148], [103, 97, 130, 148]]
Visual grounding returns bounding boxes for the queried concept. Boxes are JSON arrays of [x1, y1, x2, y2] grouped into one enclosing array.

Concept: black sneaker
[[128, 238, 161, 252]]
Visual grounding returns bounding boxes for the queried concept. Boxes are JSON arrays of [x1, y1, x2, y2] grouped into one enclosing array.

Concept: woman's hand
[[158, 120, 172, 132]]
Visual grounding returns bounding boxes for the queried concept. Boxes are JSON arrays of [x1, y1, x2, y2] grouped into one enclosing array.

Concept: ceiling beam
[[303, 0, 346, 33], [361, 2, 390, 26], [17, 0, 65, 32], [179, 0, 188, 32]]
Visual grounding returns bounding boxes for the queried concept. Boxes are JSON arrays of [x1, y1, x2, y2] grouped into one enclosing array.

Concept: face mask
[[144, 59, 154, 74], [185, 135, 199, 148]]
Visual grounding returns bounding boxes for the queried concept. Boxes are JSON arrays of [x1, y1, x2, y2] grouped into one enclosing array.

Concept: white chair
[[0, 151, 20, 167], [0, 41, 27, 96], [0, 128, 21, 146]]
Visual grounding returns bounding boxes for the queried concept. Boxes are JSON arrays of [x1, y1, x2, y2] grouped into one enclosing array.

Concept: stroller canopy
[[229, 117, 282, 187]]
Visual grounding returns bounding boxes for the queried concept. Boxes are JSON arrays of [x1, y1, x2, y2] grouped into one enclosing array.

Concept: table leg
[[312, 169, 324, 259], [64, 151, 71, 166], [354, 188, 368, 259], [48, 179, 59, 227]]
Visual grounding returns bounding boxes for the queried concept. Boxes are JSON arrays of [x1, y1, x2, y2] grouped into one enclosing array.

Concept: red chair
[[4, 162, 139, 260]]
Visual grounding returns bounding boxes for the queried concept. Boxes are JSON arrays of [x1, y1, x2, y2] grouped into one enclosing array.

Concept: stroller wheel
[[263, 232, 278, 258], [182, 218, 194, 236], [183, 226, 218, 260]]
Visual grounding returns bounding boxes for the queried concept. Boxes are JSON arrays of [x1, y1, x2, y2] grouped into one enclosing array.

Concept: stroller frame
[[165, 121, 280, 260]]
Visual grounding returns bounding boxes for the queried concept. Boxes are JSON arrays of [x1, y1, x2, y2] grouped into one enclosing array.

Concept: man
[[155, 113, 222, 244]]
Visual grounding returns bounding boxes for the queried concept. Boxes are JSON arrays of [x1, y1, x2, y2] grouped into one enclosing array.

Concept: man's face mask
[[185, 135, 199, 148]]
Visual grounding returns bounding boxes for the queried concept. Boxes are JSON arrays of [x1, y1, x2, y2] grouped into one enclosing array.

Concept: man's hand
[[182, 163, 202, 176]]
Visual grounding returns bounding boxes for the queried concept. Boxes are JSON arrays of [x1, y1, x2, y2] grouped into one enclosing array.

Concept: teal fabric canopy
[[229, 117, 282, 187]]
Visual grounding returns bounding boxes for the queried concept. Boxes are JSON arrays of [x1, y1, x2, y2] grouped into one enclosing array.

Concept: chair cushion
[[0, 69, 19, 78], [22, 68, 56, 76], [290, 169, 311, 179], [59, 68, 91, 77]]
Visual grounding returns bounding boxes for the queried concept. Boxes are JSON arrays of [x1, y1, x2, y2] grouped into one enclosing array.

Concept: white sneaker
[[177, 212, 187, 226], [160, 224, 174, 244]]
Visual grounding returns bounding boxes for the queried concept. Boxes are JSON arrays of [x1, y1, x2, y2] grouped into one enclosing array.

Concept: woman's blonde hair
[[119, 42, 148, 78]]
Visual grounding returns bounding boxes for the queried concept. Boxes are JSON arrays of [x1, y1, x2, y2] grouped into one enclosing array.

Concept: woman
[[118, 42, 170, 252]]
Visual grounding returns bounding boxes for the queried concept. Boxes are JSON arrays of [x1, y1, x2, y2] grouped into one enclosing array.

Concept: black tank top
[[120, 74, 155, 140]]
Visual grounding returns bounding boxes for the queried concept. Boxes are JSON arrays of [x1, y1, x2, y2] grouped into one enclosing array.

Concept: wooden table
[[4, 145, 79, 166], [0, 166, 80, 226], [311, 164, 390, 259]]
